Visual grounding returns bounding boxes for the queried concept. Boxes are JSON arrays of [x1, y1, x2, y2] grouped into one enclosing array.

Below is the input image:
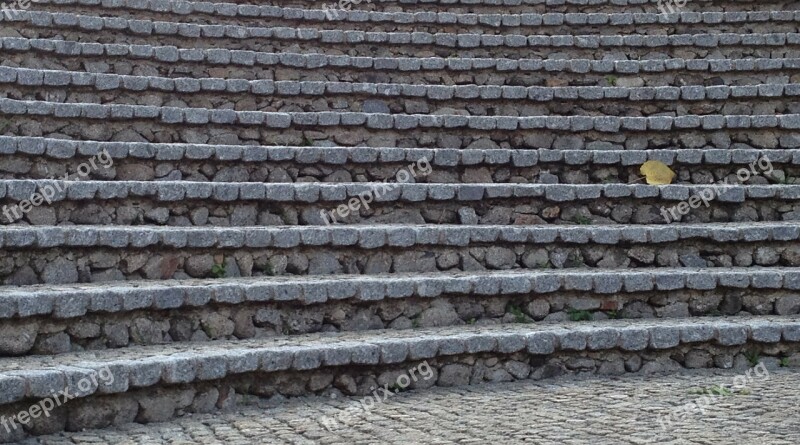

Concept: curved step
[[3, 223, 800, 249], [0, 316, 797, 441], [4, 136, 798, 161], [1, 137, 794, 184], [74, 0, 789, 10], [3, 37, 797, 84], [1, 222, 800, 285], [2, 66, 796, 118], [20, 368, 800, 444], [0, 267, 796, 355], [7, 10, 797, 59], [4, 65, 796, 101], [1, 180, 799, 228], [2, 266, 798, 320], [24, 1, 800, 33], [1, 136, 797, 160], [0, 0, 798, 442], [2, 98, 798, 132], [3, 96, 797, 150], [1, 180, 797, 205]]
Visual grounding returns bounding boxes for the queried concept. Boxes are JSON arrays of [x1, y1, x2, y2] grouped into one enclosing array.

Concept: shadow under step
[[0, 267, 799, 354], [0, 316, 798, 441]]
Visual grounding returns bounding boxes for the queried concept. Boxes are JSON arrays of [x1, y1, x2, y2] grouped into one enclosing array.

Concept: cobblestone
[[2, 1, 799, 442], [24, 369, 800, 445]]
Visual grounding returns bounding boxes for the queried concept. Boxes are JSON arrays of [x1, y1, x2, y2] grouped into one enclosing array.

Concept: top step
[[30, 0, 793, 14]]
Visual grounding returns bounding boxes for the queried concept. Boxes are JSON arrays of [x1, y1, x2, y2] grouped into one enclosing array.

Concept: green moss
[[568, 309, 592, 322], [211, 263, 226, 279], [507, 304, 531, 323]]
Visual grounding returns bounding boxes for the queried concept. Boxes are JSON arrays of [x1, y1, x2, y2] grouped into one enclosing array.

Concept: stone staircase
[[2, 0, 800, 441]]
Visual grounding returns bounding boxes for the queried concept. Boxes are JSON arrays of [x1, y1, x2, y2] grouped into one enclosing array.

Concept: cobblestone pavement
[[28, 369, 800, 445]]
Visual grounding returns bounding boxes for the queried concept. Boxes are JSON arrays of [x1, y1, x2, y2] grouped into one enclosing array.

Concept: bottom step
[[23, 368, 800, 445], [0, 316, 798, 441]]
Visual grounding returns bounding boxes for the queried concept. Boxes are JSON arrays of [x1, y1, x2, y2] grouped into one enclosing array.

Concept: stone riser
[[1, 154, 795, 185], [11, 24, 799, 60], [1, 0, 799, 441], [3, 238, 800, 284], [6, 266, 795, 318], [0, 342, 796, 442], [191, 0, 792, 14], [0, 316, 794, 437], [95, 0, 797, 15], [1, 1, 799, 441], [4, 115, 799, 150], [3, 67, 799, 105], [6, 55, 798, 91], [4, 39, 799, 86], [13, 58, 798, 91], [14, 9, 800, 37], [6, 289, 800, 356], [31, 1, 800, 28], [3, 136, 797, 171], [5, 84, 794, 118], [0, 195, 796, 228], [20, 5, 800, 36]]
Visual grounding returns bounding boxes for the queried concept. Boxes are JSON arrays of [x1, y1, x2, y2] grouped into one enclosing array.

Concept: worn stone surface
[[23, 369, 800, 445], [1, 1, 799, 442]]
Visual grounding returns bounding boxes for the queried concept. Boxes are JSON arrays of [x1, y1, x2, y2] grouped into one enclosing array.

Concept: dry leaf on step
[[639, 160, 676, 185]]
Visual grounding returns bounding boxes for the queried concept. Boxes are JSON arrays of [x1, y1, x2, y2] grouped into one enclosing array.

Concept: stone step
[[25, 2, 800, 34], [28, 0, 791, 11], [1, 268, 799, 355], [2, 223, 800, 284], [3, 66, 795, 103], [8, 97, 796, 130], [0, 316, 797, 441], [0, 0, 796, 441], [2, 66, 795, 117], [7, 11, 797, 59], [0, 180, 800, 226], [2, 180, 799, 227], [107, 0, 793, 12], [215, 0, 789, 11], [1, 140, 794, 185], [18, 368, 800, 445], [4, 136, 798, 162], [11, 0, 794, 17], [0, 185, 795, 225], [2, 98, 800, 151], [3, 37, 797, 86], [4, 117, 797, 152]]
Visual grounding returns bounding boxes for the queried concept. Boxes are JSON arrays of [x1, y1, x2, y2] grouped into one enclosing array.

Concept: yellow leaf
[[640, 160, 676, 185]]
